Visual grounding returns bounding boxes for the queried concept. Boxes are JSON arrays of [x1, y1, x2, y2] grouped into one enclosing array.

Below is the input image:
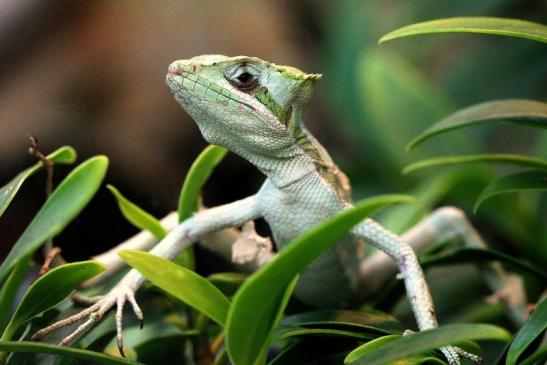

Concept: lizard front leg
[[352, 218, 480, 365], [32, 195, 260, 354]]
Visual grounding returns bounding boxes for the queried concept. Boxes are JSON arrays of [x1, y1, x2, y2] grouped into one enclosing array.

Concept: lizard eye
[[228, 65, 259, 92]]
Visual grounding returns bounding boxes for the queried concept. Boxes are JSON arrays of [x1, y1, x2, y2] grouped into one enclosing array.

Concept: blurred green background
[[0, 0, 545, 273]]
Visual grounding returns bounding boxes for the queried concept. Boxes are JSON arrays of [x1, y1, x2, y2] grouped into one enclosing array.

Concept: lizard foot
[[232, 220, 272, 265], [32, 283, 142, 357], [403, 330, 482, 365]]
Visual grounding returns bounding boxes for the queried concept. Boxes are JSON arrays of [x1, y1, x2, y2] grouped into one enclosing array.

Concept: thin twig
[[38, 246, 62, 275]]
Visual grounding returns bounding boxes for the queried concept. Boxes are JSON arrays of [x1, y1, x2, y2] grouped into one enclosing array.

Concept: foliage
[[0, 6, 545, 365]]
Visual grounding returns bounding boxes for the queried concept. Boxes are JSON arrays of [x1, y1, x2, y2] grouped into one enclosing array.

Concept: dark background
[[1, 0, 546, 265]]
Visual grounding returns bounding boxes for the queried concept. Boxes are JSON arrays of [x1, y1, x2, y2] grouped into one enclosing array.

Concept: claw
[[59, 316, 97, 346], [117, 337, 125, 358], [31, 304, 99, 340], [441, 345, 482, 365], [33, 282, 142, 354]]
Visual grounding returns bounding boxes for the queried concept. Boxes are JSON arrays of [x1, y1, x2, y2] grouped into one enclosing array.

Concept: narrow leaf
[[506, 297, 547, 365], [407, 99, 547, 151], [344, 335, 401, 363], [474, 170, 547, 212], [1, 261, 105, 341], [178, 145, 227, 221], [403, 154, 547, 175], [275, 327, 375, 343], [380, 17, 547, 44], [280, 309, 403, 334], [0, 156, 108, 284], [225, 195, 415, 365], [0, 341, 143, 365], [346, 324, 510, 365], [421, 247, 547, 281], [208, 272, 248, 296], [0, 258, 31, 334], [107, 185, 166, 239], [0, 146, 76, 218], [119, 250, 230, 326]]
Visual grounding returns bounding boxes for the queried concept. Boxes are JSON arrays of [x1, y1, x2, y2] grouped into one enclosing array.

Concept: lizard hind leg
[[352, 210, 494, 365], [358, 206, 528, 326]]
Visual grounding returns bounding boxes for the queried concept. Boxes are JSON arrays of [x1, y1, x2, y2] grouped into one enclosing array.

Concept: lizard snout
[[167, 61, 183, 76]]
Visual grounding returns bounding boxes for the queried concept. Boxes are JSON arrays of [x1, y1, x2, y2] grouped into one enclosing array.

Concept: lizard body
[[33, 55, 497, 364], [167, 55, 361, 307]]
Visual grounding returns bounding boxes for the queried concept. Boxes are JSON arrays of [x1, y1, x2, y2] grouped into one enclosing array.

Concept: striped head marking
[[166, 55, 321, 154]]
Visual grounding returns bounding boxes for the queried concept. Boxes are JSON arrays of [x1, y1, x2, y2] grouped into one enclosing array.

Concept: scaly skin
[[165, 55, 479, 364], [33, 55, 485, 365]]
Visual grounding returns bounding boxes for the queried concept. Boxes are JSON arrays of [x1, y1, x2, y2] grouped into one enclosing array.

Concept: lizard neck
[[241, 108, 352, 201]]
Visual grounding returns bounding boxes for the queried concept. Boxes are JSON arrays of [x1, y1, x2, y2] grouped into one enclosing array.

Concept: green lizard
[[34, 55, 523, 364]]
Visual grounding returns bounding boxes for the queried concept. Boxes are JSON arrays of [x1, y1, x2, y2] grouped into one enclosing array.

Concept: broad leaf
[[474, 170, 547, 212], [0, 146, 76, 218], [225, 195, 414, 365], [345, 324, 510, 365], [0, 156, 108, 284], [407, 99, 547, 151], [178, 145, 228, 221], [380, 17, 547, 44], [107, 185, 166, 239], [119, 250, 230, 326], [506, 297, 547, 365], [1, 261, 105, 341], [421, 247, 547, 281], [403, 154, 547, 175], [0, 341, 142, 365]]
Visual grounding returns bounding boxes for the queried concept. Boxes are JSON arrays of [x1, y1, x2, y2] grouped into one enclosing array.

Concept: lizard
[[33, 54, 523, 364]]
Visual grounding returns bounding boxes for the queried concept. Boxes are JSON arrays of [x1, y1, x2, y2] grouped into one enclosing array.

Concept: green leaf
[[225, 195, 415, 365], [380, 17, 547, 44], [0, 146, 76, 218], [178, 145, 228, 221], [1, 261, 105, 341], [474, 170, 547, 212], [0, 258, 31, 334], [107, 185, 167, 239], [421, 247, 547, 281], [345, 324, 510, 365], [280, 309, 403, 334], [345, 335, 446, 365], [119, 250, 230, 326], [0, 341, 143, 365], [407, 99, 547, 151], [275, 326, 374, 343], [0, 156, 108, 284], [344, 335, 401, 363], [403, 154, 547, 175], [207, 272, 248, 296], [506, 297, 547, 365]]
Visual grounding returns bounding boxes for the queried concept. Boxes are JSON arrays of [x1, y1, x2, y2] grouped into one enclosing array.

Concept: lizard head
[[166, 55, 321, 156]]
